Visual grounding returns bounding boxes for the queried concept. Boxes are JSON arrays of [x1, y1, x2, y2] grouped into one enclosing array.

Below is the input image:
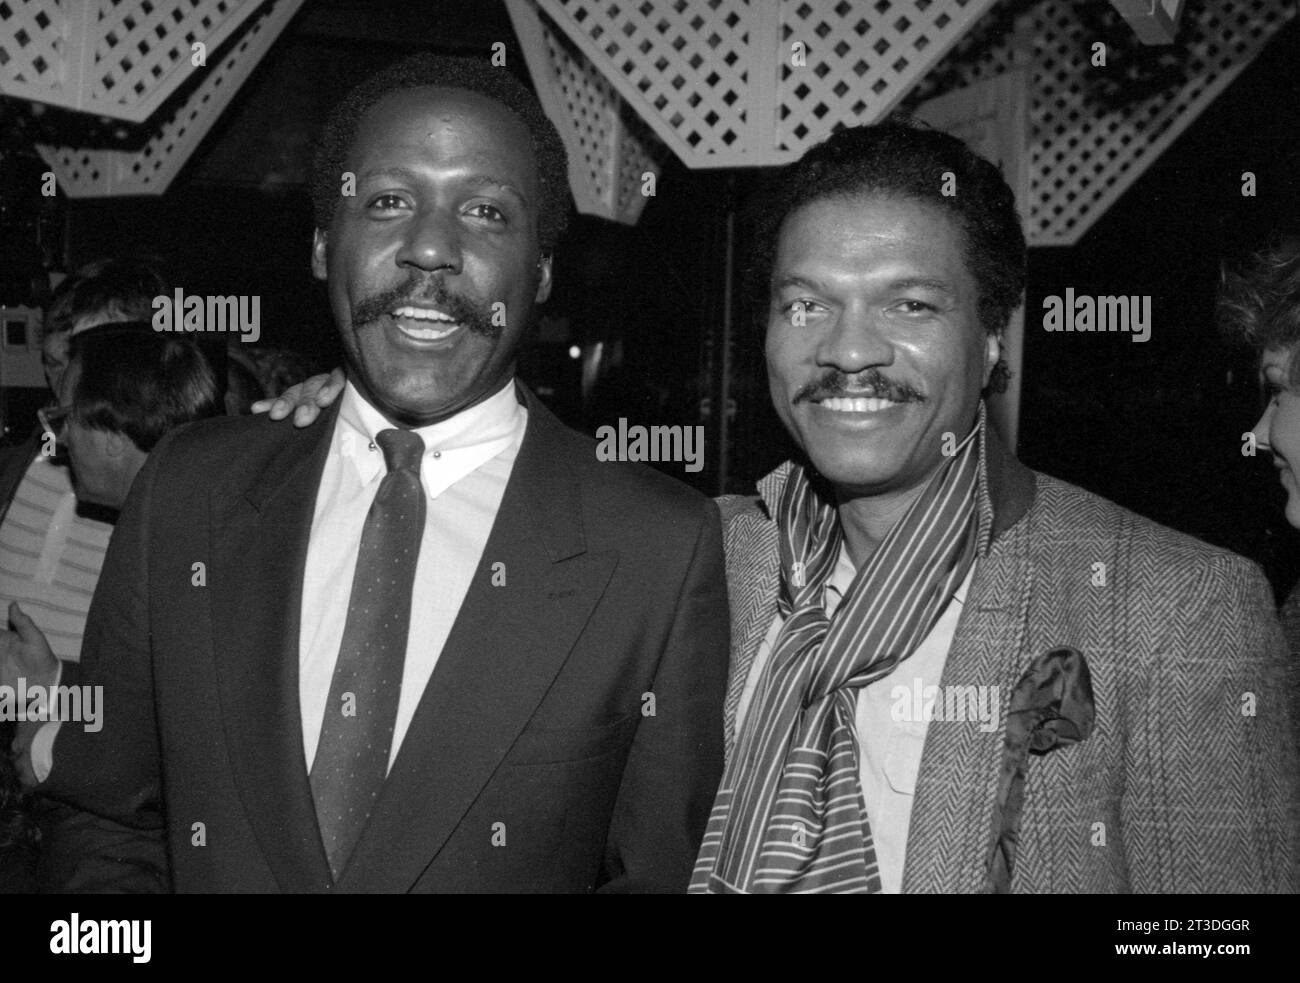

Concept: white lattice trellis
[[29, 0, 304, 197], [0, 0, 284, 124], [513, 0, 1291, 241], [521, 0, 1000, 168], [912, 0, 1293, 245], [1034, 0, 1289, 244], [508, 0, 660, 224]]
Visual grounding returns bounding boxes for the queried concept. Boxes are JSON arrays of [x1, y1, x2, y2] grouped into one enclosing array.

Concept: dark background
[[3, 0, 1299, 596]]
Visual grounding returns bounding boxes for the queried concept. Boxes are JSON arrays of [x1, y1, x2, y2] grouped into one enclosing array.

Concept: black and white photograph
[[0, 0, 1297, 963]]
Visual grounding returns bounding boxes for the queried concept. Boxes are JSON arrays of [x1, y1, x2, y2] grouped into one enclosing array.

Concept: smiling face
[[1252, 346, 1300, 528], [765, 194, 999, 500], [312, 86, 553, 426]]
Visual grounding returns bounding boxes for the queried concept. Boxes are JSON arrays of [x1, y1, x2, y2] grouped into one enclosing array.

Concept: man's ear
[[311, 229, 329, 282], [983, 329, 1003, 386], [534, 254, 553, 305], [104, 430, 131, 459]]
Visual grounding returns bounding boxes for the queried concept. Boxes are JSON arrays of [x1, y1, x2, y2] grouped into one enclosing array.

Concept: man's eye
[[893, 300, 937, 315], [782, 300, 822, 318], [368, 194, 407, 211], [467, 203, 505, 222]]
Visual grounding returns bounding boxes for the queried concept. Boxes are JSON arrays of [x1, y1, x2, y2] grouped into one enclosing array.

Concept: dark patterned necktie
[[311, 427, 426, 881]]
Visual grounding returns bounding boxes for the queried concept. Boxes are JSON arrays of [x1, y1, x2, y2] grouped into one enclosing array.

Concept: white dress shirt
[[736, 547, 975, 893], [298, 379, 526, 773]]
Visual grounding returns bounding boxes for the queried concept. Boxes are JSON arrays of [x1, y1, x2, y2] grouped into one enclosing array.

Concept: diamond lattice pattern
[[1, 0, 267, 123], [535, 0, 999, 166], [911, 0, 1293, 244], [33, 0, 304, 196]]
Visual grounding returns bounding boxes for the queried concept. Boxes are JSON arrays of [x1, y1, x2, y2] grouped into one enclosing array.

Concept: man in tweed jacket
[[691, 120, 1297, 894], [717, 430, 1297, 892]]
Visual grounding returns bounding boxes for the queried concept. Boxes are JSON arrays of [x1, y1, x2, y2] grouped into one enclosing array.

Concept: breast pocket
[[507, 711, 641, 765]]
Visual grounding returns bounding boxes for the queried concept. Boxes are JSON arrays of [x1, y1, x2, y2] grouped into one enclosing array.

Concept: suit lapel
[[721, 509, 780, 755], [901, 421, 1038, 893], [337, 390, 617, 892], [210, 408, 339, 893], [900, 528, 1035, 893]]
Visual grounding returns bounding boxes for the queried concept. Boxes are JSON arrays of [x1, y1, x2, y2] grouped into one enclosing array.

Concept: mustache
[[792, 369, 924, 405], [350, 277, 498, 339]]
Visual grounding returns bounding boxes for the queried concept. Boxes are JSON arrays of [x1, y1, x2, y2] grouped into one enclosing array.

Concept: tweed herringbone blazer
[[718, 426, 1299, 893]]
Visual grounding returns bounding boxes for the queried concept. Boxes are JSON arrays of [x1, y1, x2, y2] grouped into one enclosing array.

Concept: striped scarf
[[691, 412, 986, 893]]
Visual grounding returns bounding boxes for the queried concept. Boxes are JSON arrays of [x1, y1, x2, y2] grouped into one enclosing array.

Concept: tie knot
[[375, 428, 424, 473]]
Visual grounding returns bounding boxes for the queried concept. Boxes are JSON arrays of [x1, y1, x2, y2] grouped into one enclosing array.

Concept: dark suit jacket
[[40, 384, 729, 892]]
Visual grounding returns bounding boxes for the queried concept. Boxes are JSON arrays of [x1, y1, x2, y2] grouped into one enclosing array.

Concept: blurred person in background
[[2, 324, 222, 891], [38, 259, 169, 398], [1, 260, 166, 894], [226, 343, 320, 415], [1, 259, 166, 667], [1221, 237, 1300, 744], [56, 326, 223, 512]]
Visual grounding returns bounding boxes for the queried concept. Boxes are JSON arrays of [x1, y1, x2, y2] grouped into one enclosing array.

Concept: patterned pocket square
[[982, 645, 1096, 893]]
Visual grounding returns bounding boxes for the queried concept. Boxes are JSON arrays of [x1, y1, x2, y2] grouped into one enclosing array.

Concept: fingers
[[250, 395, 293, 419], [293, 401, 320, 427], [267, 397, 294, 421], [288, 369, 345, 428], [320, 367, 347, 404], [246, 368, 344, 425], [5, 602, 59, 684], [8, 601, 40, 642]]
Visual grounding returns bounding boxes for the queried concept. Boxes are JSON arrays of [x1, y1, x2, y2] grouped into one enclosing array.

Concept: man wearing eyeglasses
[[3, 324, 223, 683], [2, 323, 223, 891], [0, 261, 167, 670]]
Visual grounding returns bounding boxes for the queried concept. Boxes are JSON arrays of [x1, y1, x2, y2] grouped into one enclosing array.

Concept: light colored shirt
[[298, 380, 525, 773], [0, 454, 112, 662], [736, 547, 974, 894]]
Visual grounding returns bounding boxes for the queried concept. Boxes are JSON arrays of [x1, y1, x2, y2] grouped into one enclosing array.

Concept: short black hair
[[311, 53, 571, 255], [1218, 238, 1300, 386], [44, 258, 168, 339], [69, 324, 222, 453], [746, 118, 1027, 393]]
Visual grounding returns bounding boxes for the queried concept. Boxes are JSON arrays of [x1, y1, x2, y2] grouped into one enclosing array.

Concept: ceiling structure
[[0, 0, 1293, 240]]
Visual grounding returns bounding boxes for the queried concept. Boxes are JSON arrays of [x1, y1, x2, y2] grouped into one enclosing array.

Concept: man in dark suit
[[28, 53, 728, 893]]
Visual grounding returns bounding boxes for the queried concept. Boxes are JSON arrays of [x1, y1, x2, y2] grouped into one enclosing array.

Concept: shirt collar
[[824, 543, 858, 601], [337, 378, 525, 498]]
